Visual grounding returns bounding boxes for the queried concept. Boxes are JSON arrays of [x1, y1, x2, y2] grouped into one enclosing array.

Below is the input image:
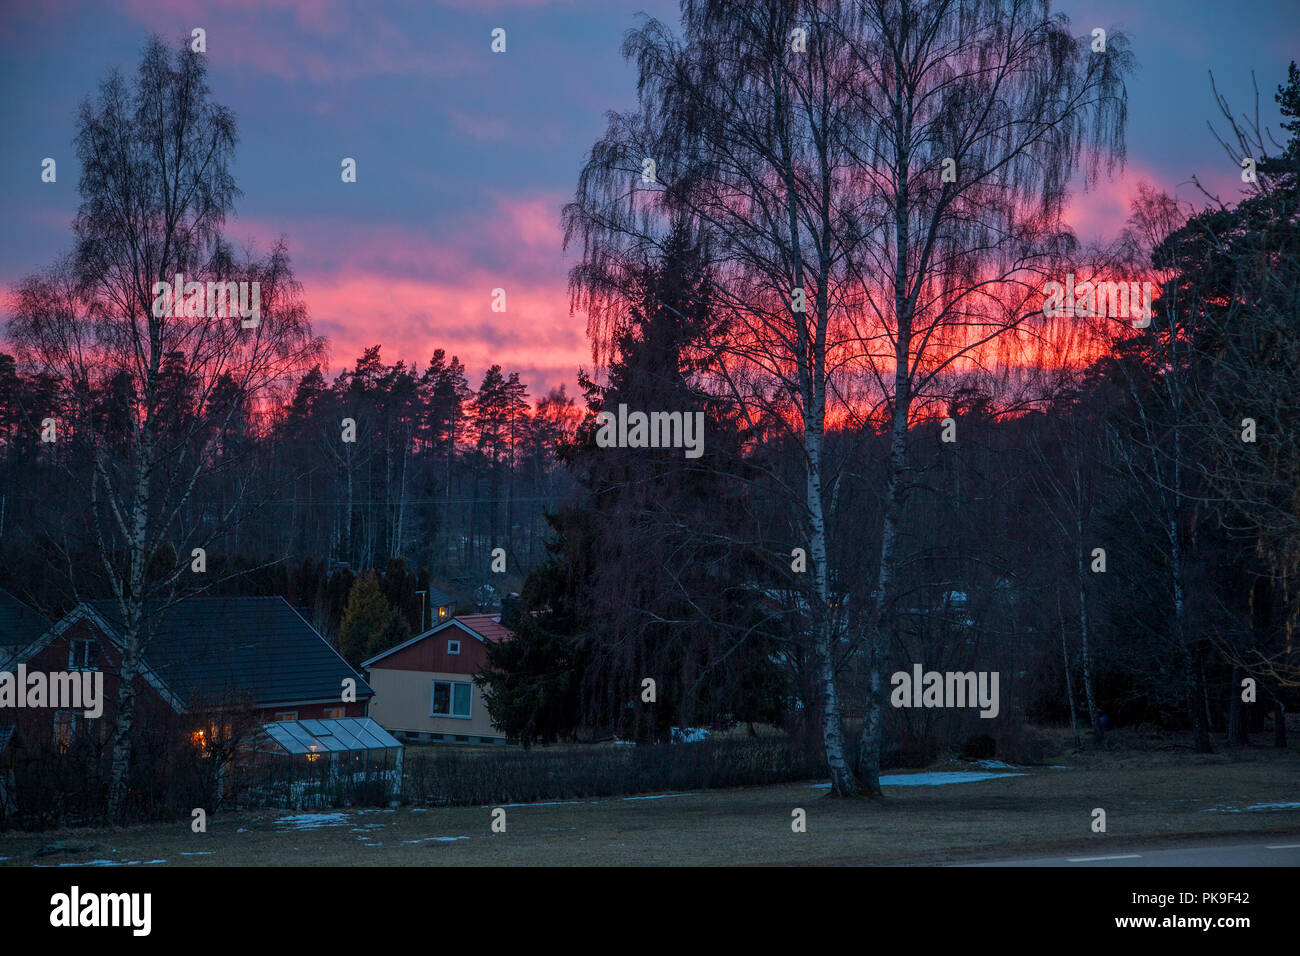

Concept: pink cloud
[[224, 192, 583, 394], [304, 271, 584, 395], [1061, 162, 1163, 244], [113, 0, 478, 82]]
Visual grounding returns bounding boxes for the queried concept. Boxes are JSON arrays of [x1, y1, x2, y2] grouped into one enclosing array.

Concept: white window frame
[[430, 680, 472, 719], [447, 639, 461, 656], [322, 707, 345, 719], [274, 710, 298, 722], [68, 638, 97, 672]]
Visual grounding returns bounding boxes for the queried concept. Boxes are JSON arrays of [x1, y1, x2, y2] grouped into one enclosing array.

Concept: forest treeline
[[0, 344, 581, 640], [1, 18, 1296, 817]]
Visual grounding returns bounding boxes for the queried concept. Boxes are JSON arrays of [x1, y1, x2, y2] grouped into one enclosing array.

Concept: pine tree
[[340, 570, 408, 663]]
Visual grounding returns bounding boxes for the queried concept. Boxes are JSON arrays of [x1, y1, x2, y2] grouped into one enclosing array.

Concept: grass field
[[3, 742, 1298, 866]]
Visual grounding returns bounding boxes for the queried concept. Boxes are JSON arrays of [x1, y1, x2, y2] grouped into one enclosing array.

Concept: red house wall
[[374, 628, 487, 675], [4, 618, 180, 743], [255, 701, 368, 722]]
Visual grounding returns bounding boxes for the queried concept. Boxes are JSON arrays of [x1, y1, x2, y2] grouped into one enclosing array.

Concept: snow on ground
[[1205, 801, 1300, 813], [483, 799, 588, 809], [46, 858, 166, 867], [399, 836, 469, 844], [623, 792, 697, 800], [670, 727, 711, 743], [808, 769, 1027, 789], [180, 851, 214, 856], [275, 811, 352, 830], [881, 771, 1027, 786]]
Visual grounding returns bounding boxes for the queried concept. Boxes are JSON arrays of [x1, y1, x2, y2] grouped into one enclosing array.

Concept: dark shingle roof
[[0, 588, 51, 651], [88, 596, 372, 709], [427, 587, 455, 608]]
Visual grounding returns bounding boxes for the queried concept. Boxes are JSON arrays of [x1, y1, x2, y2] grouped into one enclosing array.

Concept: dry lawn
[[3, 743, 1298, 866]]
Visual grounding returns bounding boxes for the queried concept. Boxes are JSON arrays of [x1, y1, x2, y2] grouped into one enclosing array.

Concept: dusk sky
[[2, 0, 1296, 399]]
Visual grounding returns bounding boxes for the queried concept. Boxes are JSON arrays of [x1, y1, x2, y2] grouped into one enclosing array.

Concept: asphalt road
[[963, 841, 1300, 866]]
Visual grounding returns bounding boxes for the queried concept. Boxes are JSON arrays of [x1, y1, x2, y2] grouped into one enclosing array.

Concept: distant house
[[362, 613, 513, 746], [426, 588, 457, 627], [5, 596, 373, 746]]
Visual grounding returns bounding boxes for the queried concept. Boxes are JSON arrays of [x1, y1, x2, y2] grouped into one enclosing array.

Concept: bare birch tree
[[566, 0, 1129, 794], [8, 36, 322, 819]]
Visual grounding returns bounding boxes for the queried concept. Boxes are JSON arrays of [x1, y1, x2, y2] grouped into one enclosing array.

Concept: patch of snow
[[55, 859, 120, 867], [888, 771, 1026, 786], [972, 759, 1021, 770], [180, 851, 214, 856], [276, 812, 352, 830], [482, 800, 586, 809], [1205, 801, 1300, 813], [623, 792, 696, 801], [400, 836, 468, 844], [670, 727, 711, 743], [65, 859, 168, 866], [809, 770, 1027, 789]]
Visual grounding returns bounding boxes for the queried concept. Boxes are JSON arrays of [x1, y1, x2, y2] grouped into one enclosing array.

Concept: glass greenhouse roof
[[262, 717, 402, 755]]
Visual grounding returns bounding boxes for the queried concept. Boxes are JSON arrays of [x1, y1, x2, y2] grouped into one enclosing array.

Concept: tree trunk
[[105, 629, 141, 822], [857, 390, 909, 798], [1076, 532, 1102, 744], [1060, 620, 1080, 748], [807, 430, 858, 797], [106, 431, 153, 821]]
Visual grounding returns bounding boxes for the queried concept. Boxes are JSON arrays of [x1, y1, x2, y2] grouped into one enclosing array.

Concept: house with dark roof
[[362, 614, 513, 746], [425, 587, 457, 627], [5, 596, 373, 746]]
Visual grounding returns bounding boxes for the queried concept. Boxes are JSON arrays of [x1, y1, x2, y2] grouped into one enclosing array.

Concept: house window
[[54, 711, 78, 751], [447, 639, 461, 656], [274, 711, 298, 722], [68, 639, 97, 672], [430, 680, 471, 718], [322, 707, 345, 719], [437, 605, 450, 621]]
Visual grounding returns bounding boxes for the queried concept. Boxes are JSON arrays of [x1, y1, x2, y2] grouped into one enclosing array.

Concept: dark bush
[[961, 733, 997, 759]]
